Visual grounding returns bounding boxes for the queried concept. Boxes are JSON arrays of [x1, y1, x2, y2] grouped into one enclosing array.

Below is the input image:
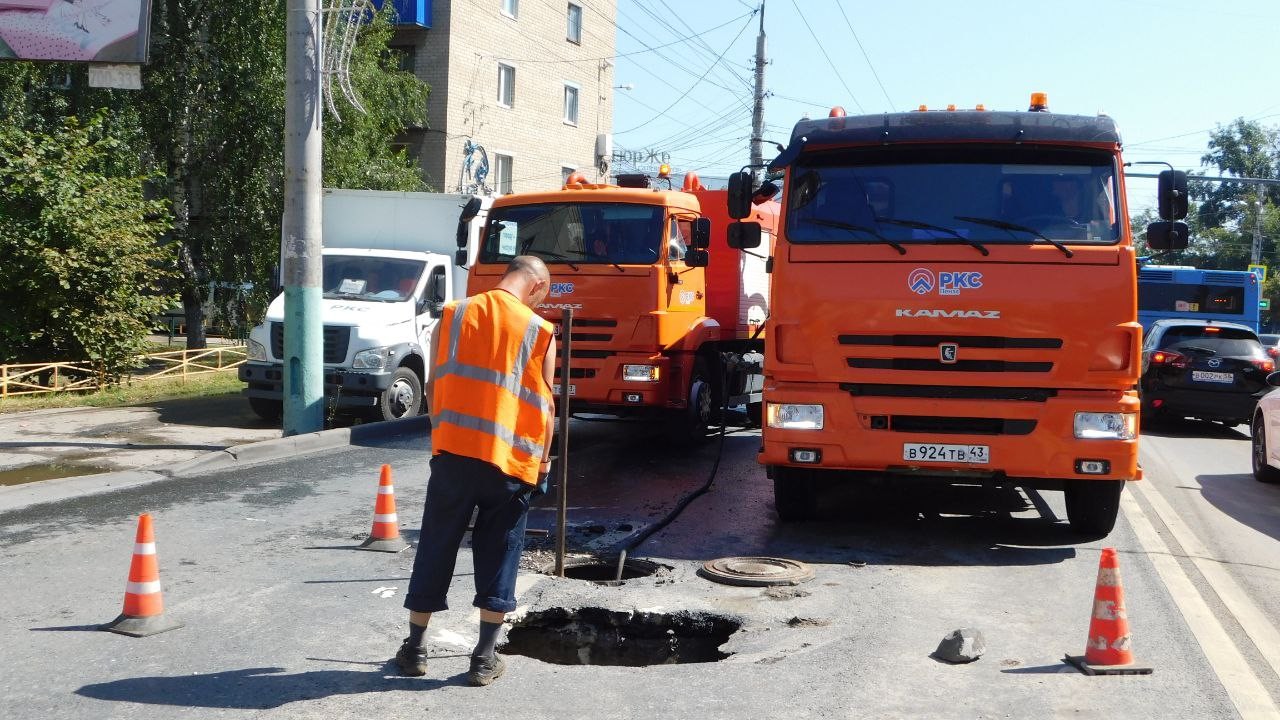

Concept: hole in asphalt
[[503, 607, 740, 666], [548, 558, 664, 586]]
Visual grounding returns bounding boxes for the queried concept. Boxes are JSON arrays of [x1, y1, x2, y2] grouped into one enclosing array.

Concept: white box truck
[[239, 189, 491, 422]]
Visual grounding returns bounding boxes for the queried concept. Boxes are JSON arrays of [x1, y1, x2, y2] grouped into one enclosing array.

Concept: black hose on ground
[[613, 372, 732, 581]]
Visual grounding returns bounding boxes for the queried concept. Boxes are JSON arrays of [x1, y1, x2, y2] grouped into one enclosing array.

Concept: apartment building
[[384, 0, 617, 194]]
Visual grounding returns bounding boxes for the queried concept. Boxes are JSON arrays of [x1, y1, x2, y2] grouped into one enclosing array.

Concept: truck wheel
[[773, 466, 816, 522], [1251, 414, 1280, 484], [379, 367, 423, 422], [248, 397, 282, 422], [666, 358, 713, 445], [1064, 480, 1123, 537]]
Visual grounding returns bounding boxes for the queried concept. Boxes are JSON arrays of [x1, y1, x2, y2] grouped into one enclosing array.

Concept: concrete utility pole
[[1253, 187, 1266, 266], [749, 1, 766, 184], [281, 0, 325, 436]]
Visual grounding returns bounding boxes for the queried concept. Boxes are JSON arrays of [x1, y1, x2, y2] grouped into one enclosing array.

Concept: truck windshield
[[480, 202, 664, 265], [785, 146, 1120, 246], [322, 256, 425, 302]]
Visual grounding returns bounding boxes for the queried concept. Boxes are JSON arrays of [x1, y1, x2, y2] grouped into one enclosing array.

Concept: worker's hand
[[536, 461, 552, 495]]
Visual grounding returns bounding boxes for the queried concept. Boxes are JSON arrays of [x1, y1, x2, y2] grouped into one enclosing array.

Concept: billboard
[[0, 0, 152, 63]]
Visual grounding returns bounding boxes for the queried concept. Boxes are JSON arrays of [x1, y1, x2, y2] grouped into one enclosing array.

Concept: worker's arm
[[424, 324, 441, 429], [541, 335, 557, 473]]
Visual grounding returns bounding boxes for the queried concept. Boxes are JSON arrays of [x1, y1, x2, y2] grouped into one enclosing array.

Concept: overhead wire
[[832, 0, 894, 111], [787, 0, 865, 113]]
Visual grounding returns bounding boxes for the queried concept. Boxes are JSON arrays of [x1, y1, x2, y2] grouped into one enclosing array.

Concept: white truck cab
[[239, 190, 491, 422]]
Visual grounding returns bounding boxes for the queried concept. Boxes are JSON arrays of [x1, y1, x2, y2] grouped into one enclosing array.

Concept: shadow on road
[[1141, 417, 1250, 441], [1197, 472, 1280, 546], [75, 664, 458, 708], [150, 394, 280, 430]]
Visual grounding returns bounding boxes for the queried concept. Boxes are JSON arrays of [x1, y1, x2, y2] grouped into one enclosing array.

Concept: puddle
[[0, 463, 113, 487], [503, 607, 740, 666]]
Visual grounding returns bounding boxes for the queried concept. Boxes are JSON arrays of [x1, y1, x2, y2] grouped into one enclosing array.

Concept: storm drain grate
[[698, 556, 815, 587], [503, 607, 740, 666]]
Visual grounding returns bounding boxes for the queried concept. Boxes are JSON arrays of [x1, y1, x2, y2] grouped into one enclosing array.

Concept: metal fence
[[0, 346, 247, 398]]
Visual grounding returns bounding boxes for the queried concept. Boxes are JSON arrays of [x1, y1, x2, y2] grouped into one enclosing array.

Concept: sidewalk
[[0, 394, 280, 487]]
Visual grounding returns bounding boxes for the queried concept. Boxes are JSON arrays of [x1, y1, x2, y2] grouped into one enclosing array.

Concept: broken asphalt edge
[[0, 416, 430, 515]]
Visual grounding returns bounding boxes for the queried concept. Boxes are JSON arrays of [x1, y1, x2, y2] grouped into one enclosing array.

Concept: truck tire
[[379, 367, 423, 422], [666, 358, 713, 445], [1064, 480, 1123, 537], [248, 397, 282, 422], [772, 466, 816, 522]]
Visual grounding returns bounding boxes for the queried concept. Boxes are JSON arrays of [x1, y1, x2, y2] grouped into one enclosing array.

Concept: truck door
[[417, 264, 448, 354], [664, 215, 704, 314]]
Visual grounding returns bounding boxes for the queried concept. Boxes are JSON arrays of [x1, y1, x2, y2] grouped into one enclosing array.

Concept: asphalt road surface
[[1, 415, 1279, 719]]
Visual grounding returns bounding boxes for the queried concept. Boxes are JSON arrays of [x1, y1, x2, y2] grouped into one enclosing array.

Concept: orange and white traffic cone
[[102, 513, 183, 637], [358, 464, 409, 553], [1064, 547, 1152, 675]]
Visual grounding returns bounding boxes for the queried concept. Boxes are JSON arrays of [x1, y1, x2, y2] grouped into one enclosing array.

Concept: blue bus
[[1137, 265, 1262, 333]]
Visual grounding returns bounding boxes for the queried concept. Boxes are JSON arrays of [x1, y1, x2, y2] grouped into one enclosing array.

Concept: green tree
[[0, 116, 174, 375]]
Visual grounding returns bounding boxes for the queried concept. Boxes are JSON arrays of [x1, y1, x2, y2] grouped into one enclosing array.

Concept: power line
[[489, 10, 754, 64], [616, 11, 757, 135], [832, 0, 894, 111], [788, 0, 864, 113]]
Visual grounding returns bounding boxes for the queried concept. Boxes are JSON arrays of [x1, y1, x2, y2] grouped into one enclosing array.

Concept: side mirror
[[455, 248, 468, 267], [1146, 220, 1189, 250], [1158, 170, 1188, 220], [459, 196, 483, 222], [1268, 371, 1280, 388], [727, 171, 753, 219], [691, 218, 711, 249], [727, 221, 762, 250], [752, 180, 780, 204], [455, 221, 469, 249], [428, 273, 448, 303], [685, 249, 709, 268]]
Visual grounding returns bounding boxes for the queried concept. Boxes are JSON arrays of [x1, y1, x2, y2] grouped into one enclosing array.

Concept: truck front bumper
[[759, 382, 1141, 484], [239, 362, 395, 408]]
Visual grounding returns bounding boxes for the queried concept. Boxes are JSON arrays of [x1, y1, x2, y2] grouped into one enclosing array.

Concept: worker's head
[[499, 255, 551, 307]]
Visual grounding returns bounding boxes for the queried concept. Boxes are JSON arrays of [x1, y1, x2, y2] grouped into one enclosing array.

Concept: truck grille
[[839, 334, 1062, 349], [847, 358, 1053, 373], [882, 415, 1037, 436], [554, 318, 617, 344], [840, 384, 1056, 402], [270, 322, 352, 364]]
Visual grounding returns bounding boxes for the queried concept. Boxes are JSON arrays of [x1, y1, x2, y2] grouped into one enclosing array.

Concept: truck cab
[[239, 190, 490, 422]]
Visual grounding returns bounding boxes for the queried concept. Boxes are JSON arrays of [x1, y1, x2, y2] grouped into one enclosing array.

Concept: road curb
[[0, 415, 431, 514]]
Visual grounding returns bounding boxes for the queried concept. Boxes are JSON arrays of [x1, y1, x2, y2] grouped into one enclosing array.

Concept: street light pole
[[281, 0, 325, 436]]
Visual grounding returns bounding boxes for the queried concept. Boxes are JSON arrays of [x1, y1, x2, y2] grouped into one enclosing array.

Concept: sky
[[608, 0, 1280, 203]]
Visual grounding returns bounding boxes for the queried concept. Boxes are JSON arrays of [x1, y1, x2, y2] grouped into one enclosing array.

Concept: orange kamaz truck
[[725, 94, 1187, 534], [460, 171, 779, 442]]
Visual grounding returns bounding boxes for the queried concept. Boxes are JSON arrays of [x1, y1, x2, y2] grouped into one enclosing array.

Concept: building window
[[495, 153, 514, 194], [563, 83, 579, 125], [567, 3, 582, 44], [497, 63, 515, 107], [561, 166, 577, 184], [502, 0, 518, 18]]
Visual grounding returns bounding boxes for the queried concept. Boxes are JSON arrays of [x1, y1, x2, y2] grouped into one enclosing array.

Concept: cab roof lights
[[658, 163, 671, 178], [1029, 91, 1049, 112], [829, 106, 846, 117]]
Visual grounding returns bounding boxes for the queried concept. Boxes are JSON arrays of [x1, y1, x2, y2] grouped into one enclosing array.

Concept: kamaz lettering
[[894, 309, 1001, 319]]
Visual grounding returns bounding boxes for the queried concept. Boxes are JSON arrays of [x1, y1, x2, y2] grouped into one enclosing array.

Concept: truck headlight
[[767, 403, 824, 430], [352, 346, 395, 370], [1074, 412, 1136, 440], [622, 364, 660, 382], [247, 338, 269, 362]]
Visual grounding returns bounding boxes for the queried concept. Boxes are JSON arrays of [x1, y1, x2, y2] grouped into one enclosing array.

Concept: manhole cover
[[698, 556, 814, 586]]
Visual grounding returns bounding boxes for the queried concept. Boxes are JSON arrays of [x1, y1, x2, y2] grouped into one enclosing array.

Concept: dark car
[[1140, 319, 1275, 426], [1260, 333, 1280, 360]]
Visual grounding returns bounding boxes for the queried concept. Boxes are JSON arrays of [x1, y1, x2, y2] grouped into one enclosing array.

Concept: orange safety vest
[[431, 289, 554, 485]]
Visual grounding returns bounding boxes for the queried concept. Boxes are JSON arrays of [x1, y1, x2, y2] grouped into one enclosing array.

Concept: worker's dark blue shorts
[[404, 452, 532, 614]]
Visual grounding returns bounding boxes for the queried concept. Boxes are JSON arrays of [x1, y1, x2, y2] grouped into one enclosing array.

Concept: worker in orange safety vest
[[395, 255, 556, 686]]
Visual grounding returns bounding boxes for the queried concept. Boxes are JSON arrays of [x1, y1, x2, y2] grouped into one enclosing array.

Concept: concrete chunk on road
[[933, 628, 986, 664]]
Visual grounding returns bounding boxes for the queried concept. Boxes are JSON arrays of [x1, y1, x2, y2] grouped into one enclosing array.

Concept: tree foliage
[[0, 115, 174, 374]]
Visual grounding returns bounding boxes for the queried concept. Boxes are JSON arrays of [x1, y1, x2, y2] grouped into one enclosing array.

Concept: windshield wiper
[[1176, 344, 1218, 356], [798, 218, 906, 255], [536, 250, 580, 271], [954, 216, 1073, 258], [874, 216, 989, 256]]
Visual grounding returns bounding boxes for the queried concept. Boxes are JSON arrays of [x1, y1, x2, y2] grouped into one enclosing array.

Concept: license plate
[[551, 383, 576, 396], [903, 443, 990, 464], [1191, 370, 1234, 384]]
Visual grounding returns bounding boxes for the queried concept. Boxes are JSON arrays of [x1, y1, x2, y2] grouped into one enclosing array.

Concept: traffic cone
[[102, 513, 183, 637], [358, 464, 409, 553], [1063, 547, 1152, 675]]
